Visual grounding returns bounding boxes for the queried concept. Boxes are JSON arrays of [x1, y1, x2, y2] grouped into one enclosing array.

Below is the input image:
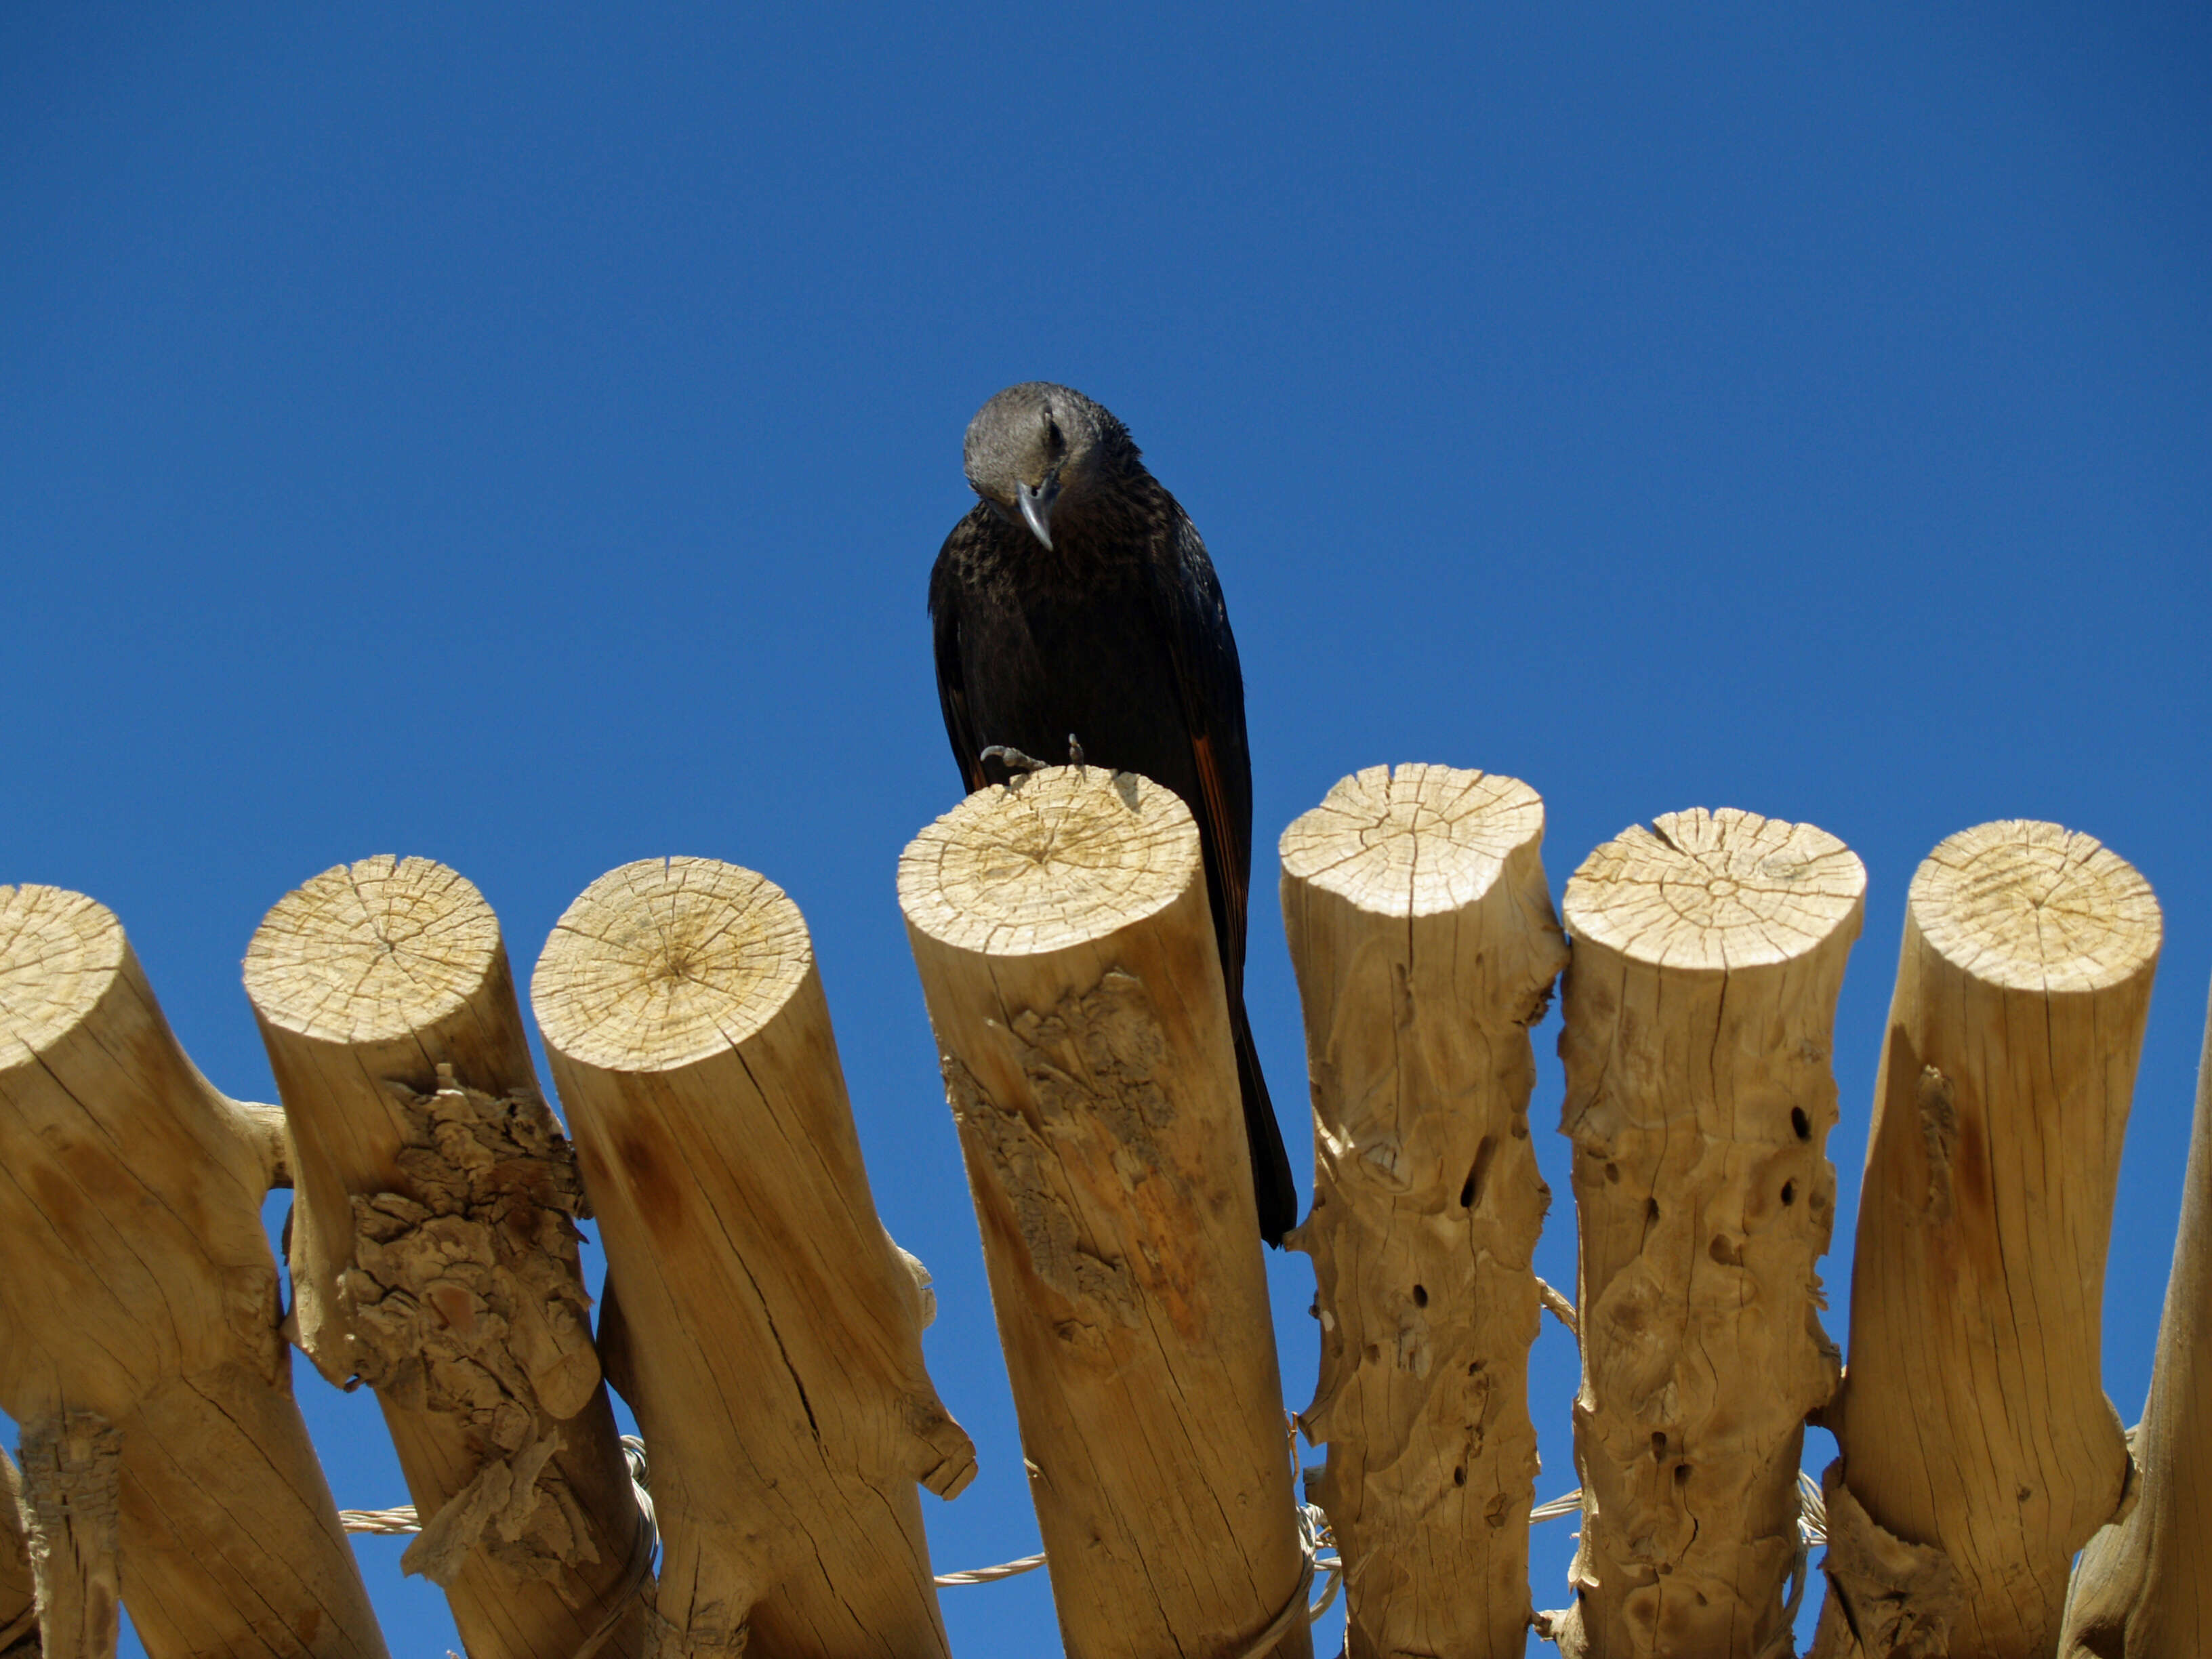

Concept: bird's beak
[[1017, 474, 1059, 551]]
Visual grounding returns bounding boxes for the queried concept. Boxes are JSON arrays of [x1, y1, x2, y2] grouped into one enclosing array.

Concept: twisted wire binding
[[931, 1551, 1045, 1586], [336, 1438, 1841, 1650], [334, 1507, 423, 1535]]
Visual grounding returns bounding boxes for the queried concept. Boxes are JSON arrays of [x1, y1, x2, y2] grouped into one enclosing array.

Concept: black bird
[[928, 382, 1298, 1246]]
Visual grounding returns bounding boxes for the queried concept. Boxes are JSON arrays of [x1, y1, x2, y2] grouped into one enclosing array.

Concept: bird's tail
[[1231, 1002, 1300, 1247]]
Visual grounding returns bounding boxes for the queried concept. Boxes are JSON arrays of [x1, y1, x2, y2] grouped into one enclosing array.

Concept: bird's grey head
[[962, 382, 1136, 552]]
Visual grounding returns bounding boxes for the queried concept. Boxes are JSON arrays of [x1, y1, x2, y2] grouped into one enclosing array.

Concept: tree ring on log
[[243, 855, 502, 1044], [1564, 806, 1865, 972], [1909, 819, 2160, 994], [899, 766, 1199, 956], [1279, 762, 1547, 918], [0, 885, 126, 1063], [533, 858, 811, 1072]]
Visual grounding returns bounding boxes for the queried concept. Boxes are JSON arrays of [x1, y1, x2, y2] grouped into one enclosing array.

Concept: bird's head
[[962, 382, 1134, 552]]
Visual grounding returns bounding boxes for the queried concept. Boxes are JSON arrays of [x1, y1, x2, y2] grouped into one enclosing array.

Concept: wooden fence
[[0, 764, 2198, 1658]]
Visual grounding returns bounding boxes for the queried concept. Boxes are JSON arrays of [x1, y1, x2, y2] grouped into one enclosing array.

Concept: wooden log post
[[899, 767, 1311, 1659], [1277, 764, 1569, 1658], [531, 857, 977, 1658], [0, 884, 387, 1659], [1, 1453, 32, 1658], [1544, 809, 1865, 1659], [1817, 822, 2160, 1659], [2062, 971, 2212, 1656], [242, 857, 649, 1659]]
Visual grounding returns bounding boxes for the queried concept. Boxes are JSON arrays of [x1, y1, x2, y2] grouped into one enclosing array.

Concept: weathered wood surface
[[533, 856, 976, 1657], [2061, 971, 2212, 1656], [0, 884, 386, 1659], [13, 1415, 121, 1659], [1278, 764, 1568, 1659], [243, 856, 648, 1659], [900, 767, 1311, 1659], [0, 1452, 32, 1658], [1818, 821, 2158, 1659], [1545, 809, 1864, 1659]]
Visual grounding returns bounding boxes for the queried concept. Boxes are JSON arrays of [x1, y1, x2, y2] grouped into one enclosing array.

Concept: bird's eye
[[1044, 416, 1063, 453]]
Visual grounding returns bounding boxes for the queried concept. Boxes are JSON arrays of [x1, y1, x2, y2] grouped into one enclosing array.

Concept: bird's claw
[[981, 745, 1048, 775]]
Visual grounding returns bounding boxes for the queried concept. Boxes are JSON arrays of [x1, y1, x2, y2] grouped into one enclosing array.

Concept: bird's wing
[[930, 521, 989, 796], [1152, 510, 1256, 993]]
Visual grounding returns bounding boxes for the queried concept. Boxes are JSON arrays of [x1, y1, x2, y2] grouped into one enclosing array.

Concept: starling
[[928, 382, 1298, 1246]]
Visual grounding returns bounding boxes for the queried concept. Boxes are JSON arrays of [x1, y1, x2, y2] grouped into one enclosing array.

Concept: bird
[[928, 382, 1298, 1246]]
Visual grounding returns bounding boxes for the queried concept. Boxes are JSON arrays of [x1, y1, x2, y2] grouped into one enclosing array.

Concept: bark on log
[[1818, 821, 2158, 1659], [2061, 972, 2212, 1656], [899, 767, 1311, 1659], [0, 883, 386, 1659], [1547, 808, 1864, 1659], [531, 857, 976, 1658], [1277, 764, 1568, 1659], [242, 856, 649, 1659]]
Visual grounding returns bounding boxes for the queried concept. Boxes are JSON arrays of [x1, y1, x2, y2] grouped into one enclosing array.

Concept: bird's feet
[[981, 737, 1086, 779]]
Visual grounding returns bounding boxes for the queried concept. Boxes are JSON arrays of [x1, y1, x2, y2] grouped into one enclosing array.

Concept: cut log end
[[1277, 762, 1547, 918], [1565, 806, 1866, 970], [242, 855, 502, 1043], [1910, 819, 2160, 994], [0, 884, 126, 1065], [533, 857, 811, 1072], [898, 767, 1200, 957]]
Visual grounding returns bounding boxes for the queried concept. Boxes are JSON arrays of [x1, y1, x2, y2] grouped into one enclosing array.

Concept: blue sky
[[3, 5, 2206, 1654]]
